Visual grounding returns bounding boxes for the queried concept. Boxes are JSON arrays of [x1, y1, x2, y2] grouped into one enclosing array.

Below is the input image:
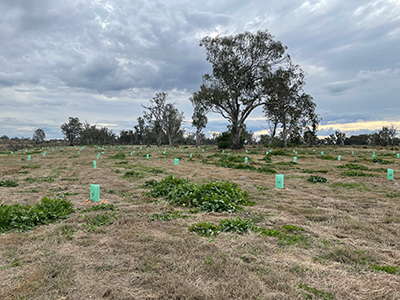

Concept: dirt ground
[[0, 145, 399, 299]]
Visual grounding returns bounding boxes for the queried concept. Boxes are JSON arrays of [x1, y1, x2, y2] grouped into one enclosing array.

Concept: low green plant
[[302, 169, 329, 174], [61, 178, 79, 181], [146, 175, 252, 213], [84, 212, 117, 232], [18, 170, 30, 174], [144, 179, 158, 187], [81, 204, 118, 213], [0, 180, 19, 187], [337, 163, 369, 170], [148, 210, 189, 222], [24, 177, 54, 183], [298, 283, 336, 300], [220, 217, 255, 234], [261, 155, 272, 163], [150, 168, 163, 174], [341, 171, 376, 177], [0, 197, 75, 233], [57, 192, 78, 198], [269, 149, 292, 156], [109, 153, 126, 159], [308, 175, 328, 183], [371, 157, 391, 164], [320, 155, 336, 161], [21, 165, 40, 169], [115, 161, 128, 165], [370, 265, 400, 274], [122, 171, 142, 178], [104, 189, 115, 194], [61, 225, 76, 239], [189, 222, 221, 237], [386, 191, 400, 198], [257, 166, 277, 174]]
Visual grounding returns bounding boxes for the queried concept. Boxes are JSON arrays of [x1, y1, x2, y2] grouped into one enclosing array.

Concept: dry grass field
[[0, 145, 399, 300]]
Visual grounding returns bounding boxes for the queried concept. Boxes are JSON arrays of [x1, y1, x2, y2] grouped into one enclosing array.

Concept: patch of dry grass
[[0, 145, 399, 299]]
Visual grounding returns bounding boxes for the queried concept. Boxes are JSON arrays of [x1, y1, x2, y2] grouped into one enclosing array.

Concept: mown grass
[[0, 145, 399, 300]]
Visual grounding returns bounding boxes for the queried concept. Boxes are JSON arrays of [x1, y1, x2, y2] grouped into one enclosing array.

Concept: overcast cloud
[[0, 0, 399, 139]]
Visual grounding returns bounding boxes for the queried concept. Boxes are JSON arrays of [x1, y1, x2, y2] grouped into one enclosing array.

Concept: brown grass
[[0, 145, 399, 299]]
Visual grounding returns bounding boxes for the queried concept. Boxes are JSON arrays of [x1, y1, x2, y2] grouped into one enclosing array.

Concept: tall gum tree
[[192, 30, 289, 149]]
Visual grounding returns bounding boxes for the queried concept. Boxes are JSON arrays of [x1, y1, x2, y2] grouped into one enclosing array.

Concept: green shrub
[[189, 222, 220, 237], [302, 169, 329, 174], [0, 197, 75, 233], [371, 158, 391, 164], [144, 179, 158, 187], [0, 180, 19, 187], [261, 155, 272, 163], [150, 168, 163, 174], [341, 171, 376, 177], [146, 175, 252, 213], [110, 153, 126, 159], [219, 217, 255, 234], [308, 175, 328, 183], [21, 165, 40, 169], [81, 204, 118, 213], [257, 166, 277, 174], [337, 163, 369, 171], [320, 155, 336, 160], [122, 171, 142, 178], [269, 149, 291, 156], [115, 161, 128, 165]]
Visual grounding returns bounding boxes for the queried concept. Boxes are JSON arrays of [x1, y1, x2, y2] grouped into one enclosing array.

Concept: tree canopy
[[60, 117, 82, 146], [192, 30, 289, 149]]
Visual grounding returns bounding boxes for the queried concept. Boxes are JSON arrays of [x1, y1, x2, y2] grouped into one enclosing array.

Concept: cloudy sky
[[0, 0, 399, 139]]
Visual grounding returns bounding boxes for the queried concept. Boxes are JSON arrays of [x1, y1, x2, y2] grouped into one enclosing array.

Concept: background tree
[[60, 117, 82, 146], [32, 128, 46, 144], [263, 61, 318, 148], [0, 135, 9, 141], [335, 130, 346, 146], [193, 30, 289, 149], [134, 117, 146, 145], [190, 98, 208, 147], [388, 124, 398, 146], [142, 93, 184, 147]]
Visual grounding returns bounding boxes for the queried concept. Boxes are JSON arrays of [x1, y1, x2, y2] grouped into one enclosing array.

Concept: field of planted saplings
[[0, 145, 399, 300]]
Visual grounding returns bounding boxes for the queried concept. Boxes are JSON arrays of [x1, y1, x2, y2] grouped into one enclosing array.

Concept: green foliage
[[61, 225, 76, 239], [110, 153, 126, 159], [302, 169, 329, 174], [370, 265, 400, 274], [61, 178, 79, 181], [337, 163, 369, 171], [144, 179, 158, 187], [0, 180, 19, 187], [257, 166, 277, 174], [269, 149, 292, 156], [298, 283, 336, 300], [261, 155, 272, 163], [0, 197, 75, 233], [307, 175, 328, 183], [320, 155, 336, 161], [115, 161, 128, 165], [81, 204, 118, 213], [386, 191, 400, 198], [149, 168, 163, 174], [21, 165, 41, 169], [371, 157, 391, 164], [146, 175, 252, 213], [148, 210, 189, 222], [189, 222, 221, 237], [24, 177, 54, 183], [122, 171, 142, 178], [219, 217, 255, 234], [341, 171, 376, 177], [84, 212, 117, 232]]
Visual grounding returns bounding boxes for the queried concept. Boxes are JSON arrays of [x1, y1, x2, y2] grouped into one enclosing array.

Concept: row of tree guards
[[6, 145, 397, 201]]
